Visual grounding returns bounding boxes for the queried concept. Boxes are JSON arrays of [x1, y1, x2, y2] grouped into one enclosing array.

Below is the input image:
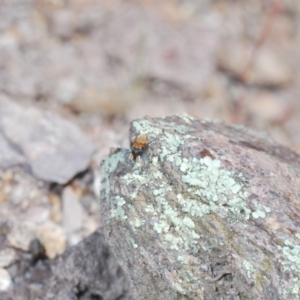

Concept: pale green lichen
[[177, 194, 211, 218], [101, 150, 124, 197], [232, 124, 249, 132], [243, 260, 255, 279], [129, 218, 144, 232], [172, 282, 186, 295], [132, 119, 163, 137], [252, 201, 271, 219], [112, 196, 128, 221], [278, 240, 300, 297], [153, 171, 163, 179], [128, 237, 138, 249], [176, 113, 197, 124], [177, 255, 189, 264], [279, 240, 300, 273], [183, 270, 198, 283], [150, 182, 200, 252], [160, 132, 184, 161], [123, 170, 150, 199], [162, 122, 191, 136], [144, 204, 157, 215], [171, 269, 199, 295], [153, 220, 170, 234], [291, 278, 300, 295], [152, 156, 159, 166], [284, 278, 300, 297], [178, 155, 250, 223]]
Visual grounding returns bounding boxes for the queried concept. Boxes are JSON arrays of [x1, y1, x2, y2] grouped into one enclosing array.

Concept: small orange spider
[[129, 134, 148, 161]]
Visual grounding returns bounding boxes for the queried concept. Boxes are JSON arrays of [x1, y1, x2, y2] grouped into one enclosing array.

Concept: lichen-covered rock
[[100, 115, 300, 300]]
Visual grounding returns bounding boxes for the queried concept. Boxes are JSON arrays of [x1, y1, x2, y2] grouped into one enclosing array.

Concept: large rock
[[99, 115, 300, 299], [0, 96, 95, 184]]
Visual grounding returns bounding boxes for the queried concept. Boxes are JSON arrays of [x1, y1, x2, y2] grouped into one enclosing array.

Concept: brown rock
[[37, 223, 66, 259]]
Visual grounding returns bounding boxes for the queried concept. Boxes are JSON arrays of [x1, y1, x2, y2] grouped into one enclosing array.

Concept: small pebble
[[0, 268, 11, 291], [0, 249, 16, 268]]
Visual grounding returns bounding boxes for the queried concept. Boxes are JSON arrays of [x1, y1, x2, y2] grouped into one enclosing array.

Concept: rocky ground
[[0, 0, 300, 297]]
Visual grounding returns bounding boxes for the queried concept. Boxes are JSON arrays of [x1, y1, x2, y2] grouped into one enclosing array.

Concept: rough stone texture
[[0, 229, 132, 300], [0, 96, 95, 184], [100, 115, 300, 300], [0, 238, 50, 300], [44, 229, 132, 300]]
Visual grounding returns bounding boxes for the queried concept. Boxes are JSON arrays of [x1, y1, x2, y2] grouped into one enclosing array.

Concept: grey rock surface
[[0, 238, 50, 300], [0, 229, 132, 300], [100, 115, 300, 299], [0, 96, 95, 184], [44, 229, 132, 300], [0, 131, 25, 169]]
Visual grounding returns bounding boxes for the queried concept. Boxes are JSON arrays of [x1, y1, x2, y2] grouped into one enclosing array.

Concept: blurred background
[[1, 0, 300, 151], [1, 0, 300, 293]]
